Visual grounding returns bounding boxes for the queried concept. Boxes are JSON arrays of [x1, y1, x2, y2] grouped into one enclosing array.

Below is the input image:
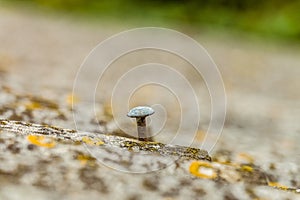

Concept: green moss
[[2, 0, 300, 41]]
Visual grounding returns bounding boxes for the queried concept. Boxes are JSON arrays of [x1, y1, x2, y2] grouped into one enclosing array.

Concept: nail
[[127, 106, 154, 141]]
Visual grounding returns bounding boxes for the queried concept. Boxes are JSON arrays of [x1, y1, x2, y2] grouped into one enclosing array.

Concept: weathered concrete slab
[[0, 7, 299, 200], [0, 87, 299, 199]]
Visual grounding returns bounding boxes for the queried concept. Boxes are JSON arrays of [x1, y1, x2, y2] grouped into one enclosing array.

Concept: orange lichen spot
[[25, 102, 42, 110], [27, 135, 56, 148], [82, 136, 104, 146], [189, 161, 217, 179], [237, 153, 254, 164], [268, 182, 289, 190], [240, 165, 253, 172], [66, 93, 79, 106], [77, 154, 96, 166]]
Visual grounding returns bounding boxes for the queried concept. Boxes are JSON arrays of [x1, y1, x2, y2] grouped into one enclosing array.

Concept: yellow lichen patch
[[77, 153, 96, 166], [268, 182, 289, 190], [27, 135, 56, 148], [95, 139, 105, 145], [82, 136, 94, 145], [268, 182, 300, 193], [66, 93, 79, 106], [189, 161, 217, 179], [82, 136, 104, 146], [240, 165, 253, 172], [25, 102, 42, 110], [237, 153, 254, 164]]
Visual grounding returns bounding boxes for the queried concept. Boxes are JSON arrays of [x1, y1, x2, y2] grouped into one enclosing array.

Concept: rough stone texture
[[0, 6, 300, 200]]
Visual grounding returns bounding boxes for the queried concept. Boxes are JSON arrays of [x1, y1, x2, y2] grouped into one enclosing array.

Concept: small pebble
[[132, 146, 140, 153]]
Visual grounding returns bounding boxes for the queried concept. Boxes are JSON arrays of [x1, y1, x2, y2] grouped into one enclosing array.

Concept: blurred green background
[[1, 0, 300, 42]]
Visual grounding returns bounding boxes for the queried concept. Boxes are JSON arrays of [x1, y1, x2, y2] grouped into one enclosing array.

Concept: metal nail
[[127, 106, 154, 141]]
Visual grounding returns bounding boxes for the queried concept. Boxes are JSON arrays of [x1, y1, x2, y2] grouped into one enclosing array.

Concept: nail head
[[127, 106, 154, 118]]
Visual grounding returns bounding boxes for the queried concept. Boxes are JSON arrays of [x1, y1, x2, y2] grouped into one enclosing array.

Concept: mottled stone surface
[[0, 118, 299, 200], [0, 83, 299, 199]]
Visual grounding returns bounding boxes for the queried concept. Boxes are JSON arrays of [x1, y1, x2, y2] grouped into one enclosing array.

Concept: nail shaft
[[136, 117, 146, 141]]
